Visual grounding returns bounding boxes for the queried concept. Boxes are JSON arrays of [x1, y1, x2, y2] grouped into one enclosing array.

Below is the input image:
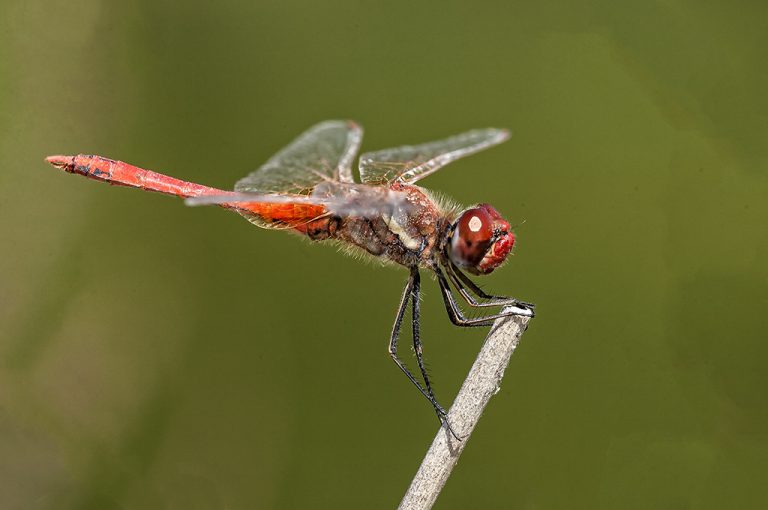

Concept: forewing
[[235, 120, 362, 195], [358, 128, 509, 185]]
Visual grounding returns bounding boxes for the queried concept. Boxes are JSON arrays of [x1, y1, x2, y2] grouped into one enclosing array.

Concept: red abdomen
[[46, 154, 328, 232]]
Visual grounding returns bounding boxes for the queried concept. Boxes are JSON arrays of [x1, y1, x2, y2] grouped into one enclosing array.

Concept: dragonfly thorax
[[317, 184, 447, 268]]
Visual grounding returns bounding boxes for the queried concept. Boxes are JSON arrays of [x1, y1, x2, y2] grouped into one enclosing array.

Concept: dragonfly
[[46, 120, 534, 438]]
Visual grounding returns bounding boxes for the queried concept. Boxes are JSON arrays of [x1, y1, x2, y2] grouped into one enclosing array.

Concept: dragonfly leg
[[446, 261, 535, 313], [389, 267, 459, 440], [410, 268, 460, 440], [435, 266, 533, 327]]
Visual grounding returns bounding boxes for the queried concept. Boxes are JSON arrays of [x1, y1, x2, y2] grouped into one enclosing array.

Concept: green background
[[2, 1, 767, 508]]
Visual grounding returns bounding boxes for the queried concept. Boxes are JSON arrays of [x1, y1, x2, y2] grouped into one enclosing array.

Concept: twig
[[398, 310, 531, 510]]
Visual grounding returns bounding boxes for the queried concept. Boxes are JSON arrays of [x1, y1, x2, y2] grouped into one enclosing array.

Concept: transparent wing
[[186, 183, 408, 220], [235, 120, 363, 195], [186, 191, 332, 231], [358, 128, 509, 185], [185, 183, 410, 230], [186, 192, 329, 207]]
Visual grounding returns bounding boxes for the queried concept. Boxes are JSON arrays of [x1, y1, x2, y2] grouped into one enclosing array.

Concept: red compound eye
[[450, 204, 514, 275], [458, 206, 494, 244]]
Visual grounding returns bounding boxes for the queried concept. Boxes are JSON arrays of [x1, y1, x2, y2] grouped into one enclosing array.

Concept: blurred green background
[[2, 1, 767, 508]]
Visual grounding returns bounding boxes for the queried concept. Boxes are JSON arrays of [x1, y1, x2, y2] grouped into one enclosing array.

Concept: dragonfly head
[[448, 204, 515, 275]]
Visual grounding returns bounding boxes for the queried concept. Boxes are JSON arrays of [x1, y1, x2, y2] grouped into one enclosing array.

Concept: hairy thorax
[[305, 183, 452, 268]]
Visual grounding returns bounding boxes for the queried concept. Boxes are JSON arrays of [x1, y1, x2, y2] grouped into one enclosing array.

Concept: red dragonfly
[[47, 121, 534, 438]]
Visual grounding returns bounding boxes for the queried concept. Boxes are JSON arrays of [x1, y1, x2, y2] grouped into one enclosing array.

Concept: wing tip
[[491, 128, 512, 143], [315, 119, 362, 131], [345, 119, 364, 139]]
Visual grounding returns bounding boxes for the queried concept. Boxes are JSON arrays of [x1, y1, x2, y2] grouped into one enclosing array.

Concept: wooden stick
[[398, 310, 531, 510]]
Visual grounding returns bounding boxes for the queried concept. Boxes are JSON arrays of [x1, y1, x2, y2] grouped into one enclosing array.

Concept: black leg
[[389, 267, 459, 440], [389, 271, 426, 395], [410, 269, 433, 399], [435, 266, 533, 327], [409, 269, 459, 439], [388, 269, 441, 406], [446, 261, 535, 312]]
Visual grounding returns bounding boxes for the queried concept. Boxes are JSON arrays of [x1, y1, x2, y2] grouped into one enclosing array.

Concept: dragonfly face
[[448, 204, 515, 275]]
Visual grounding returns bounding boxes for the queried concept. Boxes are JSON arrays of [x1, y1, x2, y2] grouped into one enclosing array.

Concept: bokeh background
[[2, 1, 767, 508]]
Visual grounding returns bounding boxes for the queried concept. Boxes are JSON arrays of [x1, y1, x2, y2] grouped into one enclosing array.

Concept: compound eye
[[451, 207, 495, 269], [458, 208, 494, 245]]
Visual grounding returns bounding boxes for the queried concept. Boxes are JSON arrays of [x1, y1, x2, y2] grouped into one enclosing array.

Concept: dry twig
[[398, 311, 531, 510]]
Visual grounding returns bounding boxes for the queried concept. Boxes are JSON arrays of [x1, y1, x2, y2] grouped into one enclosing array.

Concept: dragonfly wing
[[358, 128, 509, 185], [186, 191, 333, 230], [186, 192, 329, 207], [235, 120, 363, 195], [186, 185, 404, 231]]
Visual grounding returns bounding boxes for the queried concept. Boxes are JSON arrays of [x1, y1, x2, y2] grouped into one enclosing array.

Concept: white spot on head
[[468, 215, 483, 232]]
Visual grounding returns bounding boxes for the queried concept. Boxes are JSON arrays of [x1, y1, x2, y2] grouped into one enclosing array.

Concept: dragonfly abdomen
[[46, 155, 228, 198]]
